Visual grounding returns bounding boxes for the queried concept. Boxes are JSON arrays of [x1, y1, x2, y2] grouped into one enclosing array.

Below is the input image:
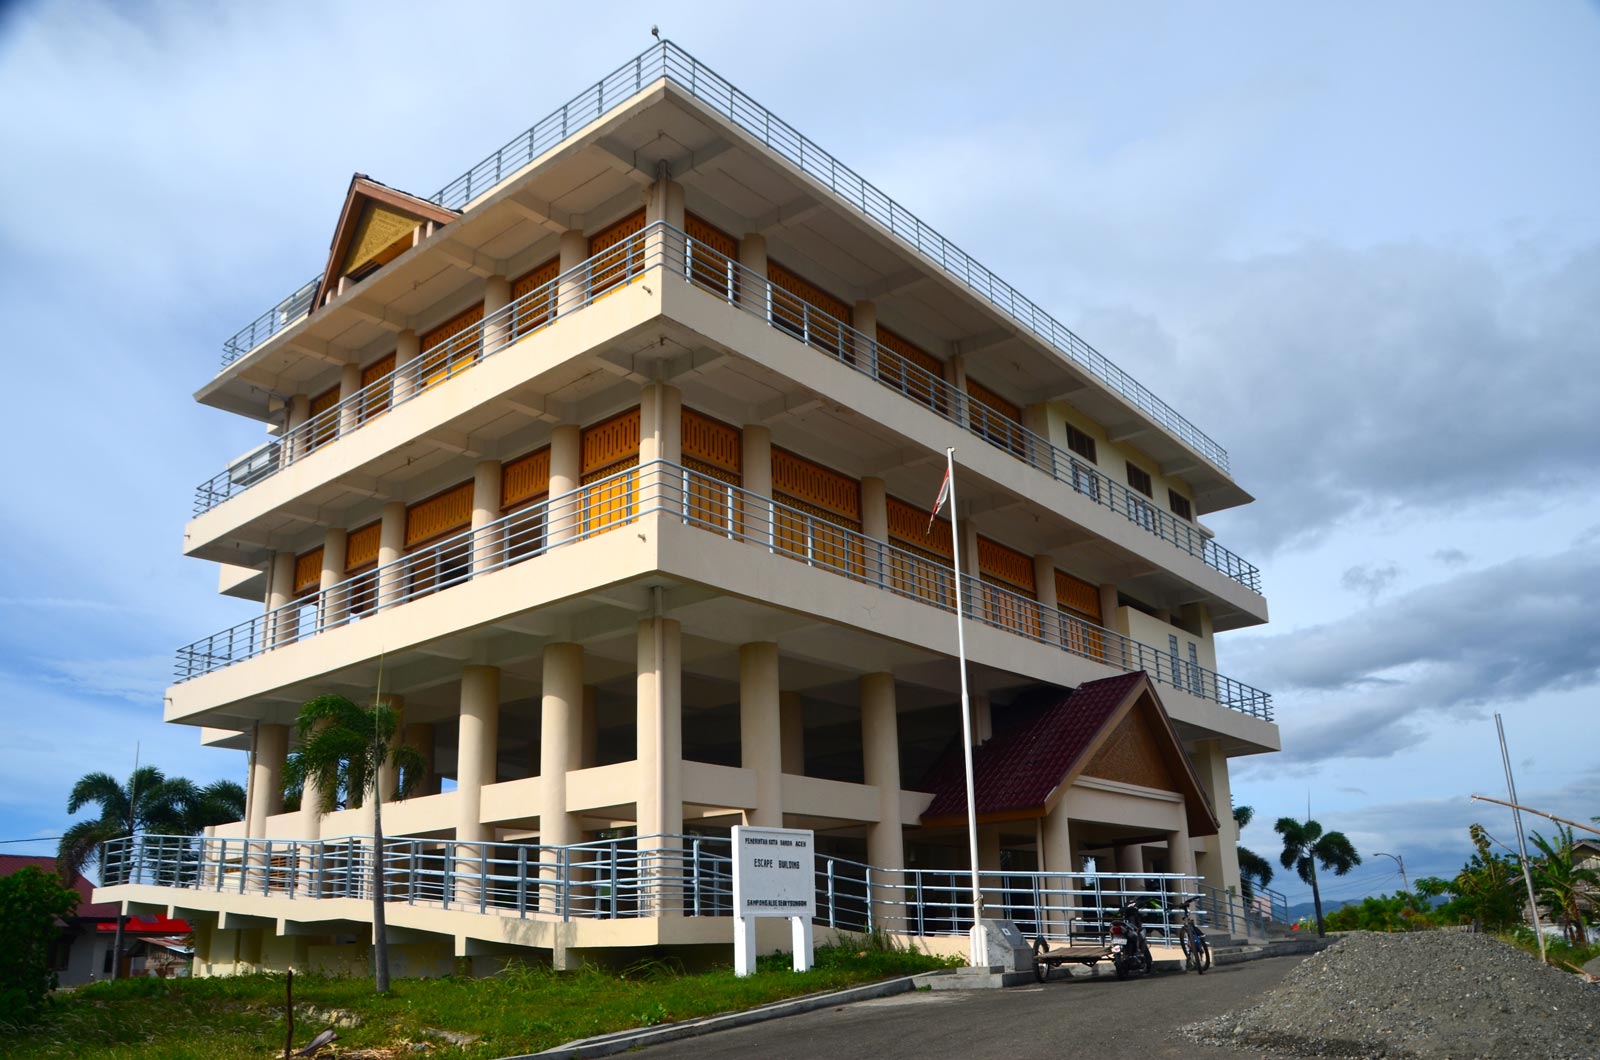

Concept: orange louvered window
[[511, 257, 560, 336], [1055, 569, 1107, 661], [307, 385, 340, 449], [772, 449, 863, 574], [876, 327, 944, 412], [588, 209, 647, 297], [975, 535, 1040, 638], [345, 521, 381, 570], [359, 352, 396, 420], [885, 496, 954, 608], [681, 409, 742, 532], [419, 302, 485, 388], [685, 213, 738, 297], [966, 376, 1024, 455], [580, 409, 642, 532], [294, 548, 323, 595], [768, 262, 851, 355], [405, 482, 473, 548], [501, 447, 551, 510]]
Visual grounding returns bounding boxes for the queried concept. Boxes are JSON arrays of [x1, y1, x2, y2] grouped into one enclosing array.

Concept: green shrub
[[0, 867, 80, 1027]]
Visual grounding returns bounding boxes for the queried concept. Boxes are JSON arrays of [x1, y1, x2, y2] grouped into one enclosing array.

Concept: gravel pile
[[1185, 931, 1600, 1059]]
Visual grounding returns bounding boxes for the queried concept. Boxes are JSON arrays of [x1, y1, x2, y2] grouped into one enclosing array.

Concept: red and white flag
[[926, 467, 951, 534]]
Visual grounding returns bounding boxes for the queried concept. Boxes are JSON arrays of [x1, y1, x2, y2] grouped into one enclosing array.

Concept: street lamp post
[[1372, 851, 1408, 893]]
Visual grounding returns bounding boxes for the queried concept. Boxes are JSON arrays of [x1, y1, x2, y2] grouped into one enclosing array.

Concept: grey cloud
[[1226, 544, 1600, 764], [1341, 562, 1401, 603], [1176, 240, 1600, 555], [1432, 549, 1471, 566]]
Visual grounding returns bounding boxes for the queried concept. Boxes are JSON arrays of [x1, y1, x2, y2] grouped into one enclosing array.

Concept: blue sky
[[1, 1, 1596, 907]]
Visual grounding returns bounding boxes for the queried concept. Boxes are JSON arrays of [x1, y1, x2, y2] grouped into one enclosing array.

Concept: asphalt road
[[642, 955, 1312, 1060]]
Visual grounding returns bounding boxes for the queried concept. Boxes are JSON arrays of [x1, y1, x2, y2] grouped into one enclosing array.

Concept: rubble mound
[[1186, 931, 1600, 1059]]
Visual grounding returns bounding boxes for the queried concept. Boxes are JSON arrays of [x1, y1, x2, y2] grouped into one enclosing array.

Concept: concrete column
[[1098, 584, 1122, 632], [739, 642, 783, 827], [471, 459, 503, 576], [737, 232, 768, 313], [1192, 740, 1241, 896], [861, 475, 888, 587], [404, 723, 438, 795], [576, 686, 598, 770], [645, 175, 685, 275], [860, 672, 903, 872], [1034, 555, 1059, 646], [635, 617, 683, 838], [374, 694, 405, 802], [1166, 823, 1195, 879], [377, 501, 407, 609], [779, 691, 805, 775], [852, 298, 877, 368], [557, 229, 588, 314], [548, 424, 581, 544], [392, 329, 419, 403], [266, 551, 297, 647], [944, 355, 969, 427], [483, 275, 511, 353], [299, 720, 326, 842], [336, 362, 362, 437], [1114, 843, 1144, 877], [741, 424, 773, 548], [247, 724, 287, 836], [639, 383, 681, 513], [1180, 601, 1214, 640], [319, 528, 347, 629], [971, 692, 992, 745], [978, 825, 1002, 872], [540, 643, 583, 849], [283, 393, 311, 464], [455, 665, 500, 904], [1040, 808, 1074, 937]]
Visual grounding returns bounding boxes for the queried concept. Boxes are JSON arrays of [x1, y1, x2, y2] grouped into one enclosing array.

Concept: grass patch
[[1499, 928, 1600, 973], [1, 942, 958, 1059]]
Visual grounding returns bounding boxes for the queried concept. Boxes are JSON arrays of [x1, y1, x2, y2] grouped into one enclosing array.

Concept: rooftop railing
[[104, 832, 1256, 944], [176, 458, 1272, 720], [197, 224, 1261, 595], [217, 42, 1231, 475]]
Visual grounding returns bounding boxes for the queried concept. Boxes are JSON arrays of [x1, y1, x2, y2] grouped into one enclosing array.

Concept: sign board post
[[731, 825, 815, 976]]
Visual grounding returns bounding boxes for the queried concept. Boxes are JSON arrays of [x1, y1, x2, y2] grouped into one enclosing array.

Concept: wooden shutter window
[[581, 408, 642, 475], [345, 521, 382, 570], [681, 409, 742, 475], [405, 481, 474, 548], [419, 301, 485, 387], [1055, 571, 1102, 620], [360, 352, 396, 420], [966, 376, 1024, 455], [967, 377, 1020, 421], [588, 209, 647, 296], [685, 213, 738, 295], [977, 536, 1035, 594], [876, 327, 944, 411], [294, 548, 324, 594], [886, 496, 953, 558], [768, 261, 851, 354], [501, 446, 551, 510], [308, 385, 340, 448], [511, 256, 560, 334], [772, 449, 860, 520]]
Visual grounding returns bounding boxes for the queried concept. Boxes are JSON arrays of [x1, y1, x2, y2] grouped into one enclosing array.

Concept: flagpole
[[943, 447, 984, 965]]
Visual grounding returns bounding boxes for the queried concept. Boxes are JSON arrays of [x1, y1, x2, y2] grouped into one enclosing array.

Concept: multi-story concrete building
[[100, 41, 1277, 975]]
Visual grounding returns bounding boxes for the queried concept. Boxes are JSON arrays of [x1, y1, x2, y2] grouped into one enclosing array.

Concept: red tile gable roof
[[919, 673, 1218, 837], [0, 854, 116, 918], [920, 672, 1144, 821]]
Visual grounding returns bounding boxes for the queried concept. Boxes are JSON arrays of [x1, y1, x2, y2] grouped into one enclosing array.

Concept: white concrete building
[[100, 41, 1277, 975]]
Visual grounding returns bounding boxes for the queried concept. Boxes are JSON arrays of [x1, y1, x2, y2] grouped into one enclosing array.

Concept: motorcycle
[[1108, 898, 1155, 980]]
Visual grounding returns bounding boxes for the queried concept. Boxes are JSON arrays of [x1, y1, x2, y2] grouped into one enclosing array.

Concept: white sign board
[[731, 825, 815, 975]]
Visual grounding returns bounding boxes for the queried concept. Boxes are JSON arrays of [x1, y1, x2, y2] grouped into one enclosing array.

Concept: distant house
[[0, 855, 191, 985]]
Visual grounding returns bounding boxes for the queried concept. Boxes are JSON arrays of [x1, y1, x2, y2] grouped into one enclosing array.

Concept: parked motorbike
[[1108, 898, 1155, 979]]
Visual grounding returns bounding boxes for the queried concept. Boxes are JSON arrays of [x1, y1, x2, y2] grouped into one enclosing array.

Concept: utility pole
[[1494, 714, 1546, 963], [1373, 851, 1408, 893]]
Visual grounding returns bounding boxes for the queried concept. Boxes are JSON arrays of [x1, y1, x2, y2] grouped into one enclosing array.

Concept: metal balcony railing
[[217, 41, 1230, 476], [176, 459, 1272, 720], [196, 223, 1261, 595], [103, 833, 1243, 944]]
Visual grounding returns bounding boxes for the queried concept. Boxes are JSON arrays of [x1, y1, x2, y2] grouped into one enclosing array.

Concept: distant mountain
[[1285, 898, 1357, 923]]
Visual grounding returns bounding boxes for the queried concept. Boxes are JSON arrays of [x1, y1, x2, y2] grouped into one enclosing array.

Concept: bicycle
[[1176, 896, 1211, 973]]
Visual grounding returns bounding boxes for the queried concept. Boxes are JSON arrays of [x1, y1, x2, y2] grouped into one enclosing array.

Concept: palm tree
[[1275, 816, 1361, 937], [57, 766, 190, 880], [1529, 826, 1598, 945], [1234, 805, 1274, 899], [286, 693, 425, 994]]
